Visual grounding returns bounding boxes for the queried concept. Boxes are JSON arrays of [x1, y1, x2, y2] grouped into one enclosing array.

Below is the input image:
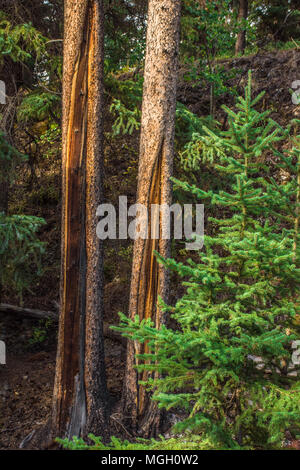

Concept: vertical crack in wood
[[123, 0, 181, 436], [135, 139, 164, 417], [49, 0, 107, 443], [55, 7, 90, 437]]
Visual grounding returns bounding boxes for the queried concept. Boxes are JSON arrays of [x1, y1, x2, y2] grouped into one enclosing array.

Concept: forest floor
[[0, 295, 126, 449], [0, 47, 300, 450]]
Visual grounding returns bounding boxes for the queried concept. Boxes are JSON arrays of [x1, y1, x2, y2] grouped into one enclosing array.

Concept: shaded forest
[[0, 0, 300, 451]]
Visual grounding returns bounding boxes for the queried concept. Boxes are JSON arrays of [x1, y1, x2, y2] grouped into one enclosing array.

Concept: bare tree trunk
[[235, 0, 248, 55], [49, 0, 108, 443], [123, 0, 181, 437]]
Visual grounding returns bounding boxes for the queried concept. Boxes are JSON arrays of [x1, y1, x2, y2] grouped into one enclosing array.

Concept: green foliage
[[115, 74, 300, 449], [251, 1, 300, 43], [110, 99, 141, 136], [17, 92, 60, 123], [0, 14, 47, 64], [180, 71, 285, 170], [175, 103, 216, 149], [36, 123, 61, 161], [29, 318, 53, 346], [0, 134, 46, 301], [175, 103, 225, 173], [181, 0, 237, 60], [104, 0, 146, 70], [199, 66, 238, 99], [0, 213, 46, 302], [105, 66, 143, 107], [106, 67, 143, 139], [181, 0, 240, 110], [0, 132, 26, 181], [0, 10, 62, 145], [58, 433, 219, 451]]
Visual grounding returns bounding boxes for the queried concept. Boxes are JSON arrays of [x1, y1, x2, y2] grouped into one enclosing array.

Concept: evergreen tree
[[116, 73, 300, 449], [0, 133, 45, 302], [252, 0, 300, 43]]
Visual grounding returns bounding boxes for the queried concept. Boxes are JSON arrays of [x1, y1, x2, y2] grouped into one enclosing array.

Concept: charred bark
[[123, 0, 181, 437], [49, 0, 108, 443]]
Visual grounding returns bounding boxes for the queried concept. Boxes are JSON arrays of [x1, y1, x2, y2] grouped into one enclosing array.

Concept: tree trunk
[[49, 0, 108, 443], [235, 0, 248, 55], [123, 0, 181, 437]]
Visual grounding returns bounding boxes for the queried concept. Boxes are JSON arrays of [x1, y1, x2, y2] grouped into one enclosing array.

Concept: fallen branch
[[0, 303, 58, 321], [0, 303, 126, 346]]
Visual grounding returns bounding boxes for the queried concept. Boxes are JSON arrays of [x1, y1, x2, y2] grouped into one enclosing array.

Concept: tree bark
[[235, 0, 248, 55], [123, 0, 181, 437], [49, 0, 108, 443]]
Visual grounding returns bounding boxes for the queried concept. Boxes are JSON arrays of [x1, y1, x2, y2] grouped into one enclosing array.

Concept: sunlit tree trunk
[[123, 0, 181, 436], [49, 0, 108, 442], [235, 0, 248, 55]]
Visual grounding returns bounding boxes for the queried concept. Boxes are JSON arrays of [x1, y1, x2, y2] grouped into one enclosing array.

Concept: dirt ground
[[0, 323, 126, 449], [0, 274, 128, 449], [0, 350, 56, 449]]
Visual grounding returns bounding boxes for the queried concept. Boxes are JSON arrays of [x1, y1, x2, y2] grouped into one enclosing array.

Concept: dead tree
[[49, 0, 108, 442]]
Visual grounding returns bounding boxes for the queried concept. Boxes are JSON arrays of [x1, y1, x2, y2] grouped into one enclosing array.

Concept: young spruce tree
[[116, 73, 300, 449]]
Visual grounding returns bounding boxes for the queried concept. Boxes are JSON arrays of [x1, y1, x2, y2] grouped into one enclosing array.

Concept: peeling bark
[[49, 0, 107, 442], [123, 0, 181, 436]]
